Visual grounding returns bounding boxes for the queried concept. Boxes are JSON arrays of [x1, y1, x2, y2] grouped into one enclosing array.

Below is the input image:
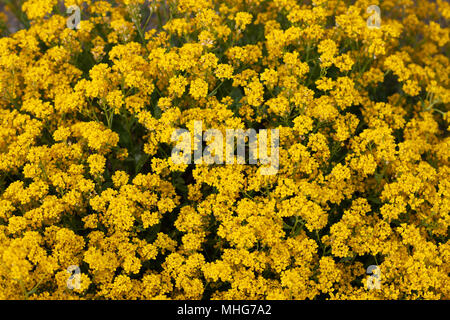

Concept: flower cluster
[[0, 0, 449, 300]]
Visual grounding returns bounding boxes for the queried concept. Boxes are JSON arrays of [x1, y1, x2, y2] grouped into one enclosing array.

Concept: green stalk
[[2, 0, 30, 29]]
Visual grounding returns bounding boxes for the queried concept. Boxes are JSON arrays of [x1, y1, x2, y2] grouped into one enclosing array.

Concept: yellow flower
[[234, 12, 252, 30], [189, 78, 208, 100], [87, 154, 106, 176]]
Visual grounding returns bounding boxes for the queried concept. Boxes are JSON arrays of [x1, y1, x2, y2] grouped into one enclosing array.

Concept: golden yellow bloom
[[0, 0, 448, 301]]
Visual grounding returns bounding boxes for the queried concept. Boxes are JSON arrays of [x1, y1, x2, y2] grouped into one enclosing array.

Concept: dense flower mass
[[0, 0, 449, 300]]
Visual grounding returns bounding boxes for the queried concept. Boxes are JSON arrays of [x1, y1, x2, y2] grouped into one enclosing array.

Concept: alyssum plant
[[0, 0, 448, 300]]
